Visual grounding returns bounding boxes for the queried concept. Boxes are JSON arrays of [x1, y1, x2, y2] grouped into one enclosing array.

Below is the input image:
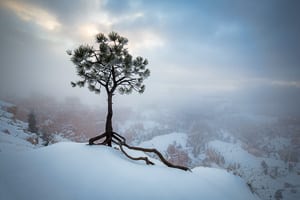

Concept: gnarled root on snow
[[88, 132, 190, 171]]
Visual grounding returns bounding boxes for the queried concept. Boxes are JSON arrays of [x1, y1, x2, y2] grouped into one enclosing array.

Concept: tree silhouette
[[28, 111, 38, 133], [68, 32, 189, 171]]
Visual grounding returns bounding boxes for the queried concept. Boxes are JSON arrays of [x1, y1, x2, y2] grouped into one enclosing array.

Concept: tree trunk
[[88, 93, 191, 171], [105, 93, 113, 146]]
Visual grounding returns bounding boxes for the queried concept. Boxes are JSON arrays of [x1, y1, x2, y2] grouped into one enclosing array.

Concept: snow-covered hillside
[[0, 142, 258, 200], [140, 132, 188, 152], [0, 100, 37, 152], [0, 102, 258, 200], [0, 100, 71, 152], [136, 132, 300, 200], [207, 140, 300, 200], [1, 98, 299, 200]]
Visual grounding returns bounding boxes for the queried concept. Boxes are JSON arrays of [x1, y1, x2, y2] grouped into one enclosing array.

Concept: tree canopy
[[67, 32, 150, 95]]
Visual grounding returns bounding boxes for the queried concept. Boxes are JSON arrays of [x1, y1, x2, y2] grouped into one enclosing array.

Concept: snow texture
[[0, 142, 259, 200], [0, 100, 36, 152], [207, 140, 300, 200]]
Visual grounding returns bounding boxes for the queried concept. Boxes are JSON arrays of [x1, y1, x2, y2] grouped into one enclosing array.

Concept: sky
[[0, 0, 299, 115]]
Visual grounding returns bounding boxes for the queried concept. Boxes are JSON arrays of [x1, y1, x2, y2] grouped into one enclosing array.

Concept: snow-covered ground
[[136, 132, 300, 200], [0, 101, 258, 200], [0, 100, 70, 152], [1, 98, 299, 200], [0, 142, 258, 200], [0, 100, 37, 152], [139, 132, 188, 153], [207, 140, 300, 200]]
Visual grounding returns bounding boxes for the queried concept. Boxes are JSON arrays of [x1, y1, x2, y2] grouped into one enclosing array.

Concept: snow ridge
[[0, 142, 258, 200]]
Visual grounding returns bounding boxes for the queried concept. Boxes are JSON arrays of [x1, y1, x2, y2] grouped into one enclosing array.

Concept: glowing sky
[[0, 0, 299, 113]]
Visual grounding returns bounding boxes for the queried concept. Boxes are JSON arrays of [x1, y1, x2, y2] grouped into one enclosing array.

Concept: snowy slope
[[2, 98, 297, 200], [207, 140, 300, 200], [138, 132, 300, 200], [0, 100, 71, 152], [139, 132, 188, 153], [0, 142, 259, 200], [0, 100, 37, 152], [0, 131, 35, 152]]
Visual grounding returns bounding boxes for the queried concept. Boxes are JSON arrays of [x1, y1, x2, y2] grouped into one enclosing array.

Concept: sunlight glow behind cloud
[[79, 24, 100, 38], [2, 0, 61, 31], [74, 10, 162, 53]]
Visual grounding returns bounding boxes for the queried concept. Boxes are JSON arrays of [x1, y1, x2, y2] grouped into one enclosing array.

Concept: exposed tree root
[[119, 144, 155, 165], [89, 132, 107, 145], [89, 132, 191, 171]]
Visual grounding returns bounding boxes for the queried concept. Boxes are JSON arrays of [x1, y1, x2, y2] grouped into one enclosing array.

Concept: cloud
[[1, 0, 61, 31], [271, 80, 300, 88], [125, 30, 165, 54]]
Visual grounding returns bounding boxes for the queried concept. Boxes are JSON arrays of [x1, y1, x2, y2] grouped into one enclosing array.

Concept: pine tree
[[28, 111, 38, 133], [68, 32, 189, 171], [68, 32, 149, 146]]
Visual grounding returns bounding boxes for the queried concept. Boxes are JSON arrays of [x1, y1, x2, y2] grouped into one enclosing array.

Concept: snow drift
[[0, 142, 258, 200]]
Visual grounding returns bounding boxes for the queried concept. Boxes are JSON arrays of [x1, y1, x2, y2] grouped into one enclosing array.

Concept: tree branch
[[97, 80, 107, 87], [118, 78, 137, 85], [92, 52, 100, 62]]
